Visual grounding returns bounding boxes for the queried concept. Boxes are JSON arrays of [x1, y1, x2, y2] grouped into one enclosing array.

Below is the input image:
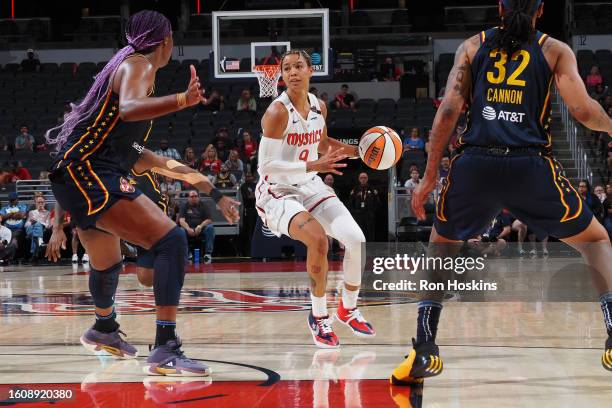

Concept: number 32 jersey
[[460, 28, 553, 148], [260, 92, 325, 185]]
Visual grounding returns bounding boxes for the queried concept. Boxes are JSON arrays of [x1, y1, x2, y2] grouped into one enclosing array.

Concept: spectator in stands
[[236, 89, 257, 112], [179, 190, 215, 263], [604, 95, 612, 111], [215, 138, 230, 162], [212, 164, 238, 189], [404, 169, 421, 199], [201, 89, 225, 113], [20, 49, 40, 73], [333, 84, 356, 110], [511, 219, 528, 256], [323, 174, 338, 194], [467, 212, 512, 257], [15, 126, 35, 151], [166, 196, 179, 223], [0, 166, 11, 185], [1, 192, 27, 244], [212, 127, 234, 149], [10, 161, 32, 182], [183, 146, 199, 169], [240, 172, 257, 254], [348, 172, 379, 241], [591, 83, 609, 104], [239, 130, 258, 163], [159, 176, 181, 199], [71, 225, 89, 264], [579, 179, 604, 221], [380, 57, 401, 81], [319, 92, 330, 108], [199, 146, 222, 175], [0, 223, 17, 264], [25, 195, 50, 261], [403, 127, 425, 151], [439, 156, 450, 182], [586, 65, 604, 91], [155, 138, 181, 160], [224, 149, 244, 173]]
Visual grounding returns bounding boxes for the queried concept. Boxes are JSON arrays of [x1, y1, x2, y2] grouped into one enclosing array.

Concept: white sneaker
[[72, 254, 79, 263], [203, 254, 212, 264], [82, 253, 90, 263]]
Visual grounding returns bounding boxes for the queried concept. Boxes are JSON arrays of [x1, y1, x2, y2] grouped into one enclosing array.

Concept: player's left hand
[[185, 64, 205, 107], [45, 226, 67, 262], [218, 196, 241, 224], [411, 177, 436, 221]]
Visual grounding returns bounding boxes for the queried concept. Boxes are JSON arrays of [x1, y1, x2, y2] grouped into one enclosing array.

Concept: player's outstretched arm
[[134, 149, 240, 224], [260, 103, 349, 175], [412, 36, 476, 219], [118, 60, 204, 122], [317, 101, 359, 158], [553, 41, 612, 135]]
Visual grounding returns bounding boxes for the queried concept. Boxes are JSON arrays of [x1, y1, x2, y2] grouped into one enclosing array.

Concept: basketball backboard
[[211, 9, 331, 80]]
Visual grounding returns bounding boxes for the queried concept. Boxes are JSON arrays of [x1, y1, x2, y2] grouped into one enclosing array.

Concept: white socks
[[311, 293, 329, 317], [342, 287, 359, 309]]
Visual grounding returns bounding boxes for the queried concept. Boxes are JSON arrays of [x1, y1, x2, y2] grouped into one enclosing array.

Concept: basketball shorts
[[255, 175, 339, 237], [50, 161, 142, 230], [434, 147, 593, 241]]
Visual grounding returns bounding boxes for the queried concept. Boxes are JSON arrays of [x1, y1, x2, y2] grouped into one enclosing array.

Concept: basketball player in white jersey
[[256, 50, 375, 348]]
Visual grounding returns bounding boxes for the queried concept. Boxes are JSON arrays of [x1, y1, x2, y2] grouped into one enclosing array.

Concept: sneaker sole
[[307, 316, 340, 349], [334, 312, 376, 338], [80, 335, 138, 360], [144, 365, 212, 377]]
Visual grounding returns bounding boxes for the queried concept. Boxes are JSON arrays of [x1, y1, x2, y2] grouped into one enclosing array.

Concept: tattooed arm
[[411, 35, 477, 220]]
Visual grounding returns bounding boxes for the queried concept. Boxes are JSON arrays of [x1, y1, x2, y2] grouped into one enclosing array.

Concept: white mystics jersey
[[259, 92, 325, 185]]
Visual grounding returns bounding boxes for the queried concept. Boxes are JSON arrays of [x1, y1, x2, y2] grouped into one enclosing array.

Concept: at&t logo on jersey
[[482, 106, 526, 123]]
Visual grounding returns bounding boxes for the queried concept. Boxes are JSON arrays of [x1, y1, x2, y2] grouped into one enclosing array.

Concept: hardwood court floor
[[0, 260, 610, 407]]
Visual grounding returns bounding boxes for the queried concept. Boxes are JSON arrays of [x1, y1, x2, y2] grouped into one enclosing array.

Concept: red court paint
[[1, 380, 410, 407]]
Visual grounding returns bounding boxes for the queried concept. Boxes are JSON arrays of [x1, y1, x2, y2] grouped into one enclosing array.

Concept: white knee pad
[[314, 202, 366, 286]]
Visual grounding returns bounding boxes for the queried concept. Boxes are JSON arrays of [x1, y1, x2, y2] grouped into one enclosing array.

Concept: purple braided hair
[[46, 10, 171, 151]]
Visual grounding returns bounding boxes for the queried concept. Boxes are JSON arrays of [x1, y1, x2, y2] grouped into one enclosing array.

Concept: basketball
[[358, 126, 402, 170]]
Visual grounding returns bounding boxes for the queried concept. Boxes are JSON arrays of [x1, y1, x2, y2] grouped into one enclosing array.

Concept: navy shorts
[[50, 161, 142, 230], [434, 147, 593, 241], [136, 246, 154, 269]]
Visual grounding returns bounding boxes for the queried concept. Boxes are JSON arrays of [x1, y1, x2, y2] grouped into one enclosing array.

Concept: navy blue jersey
[[53, 54, 154, 173], [459, 28, 553, 148]]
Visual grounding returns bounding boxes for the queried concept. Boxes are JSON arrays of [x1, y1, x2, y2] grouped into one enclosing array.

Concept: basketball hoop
[[253, 65, 281, 98]]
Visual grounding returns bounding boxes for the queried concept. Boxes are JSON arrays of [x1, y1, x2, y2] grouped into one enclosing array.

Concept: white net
[[253, 65, 281, 98]]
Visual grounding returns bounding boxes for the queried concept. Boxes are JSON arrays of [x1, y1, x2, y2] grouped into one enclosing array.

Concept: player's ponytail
[[497, 0, 541, 55], [46, 10, 171, 152]]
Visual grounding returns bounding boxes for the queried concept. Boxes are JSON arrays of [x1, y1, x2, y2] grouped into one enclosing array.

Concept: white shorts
[[255, 175, 339, 237]]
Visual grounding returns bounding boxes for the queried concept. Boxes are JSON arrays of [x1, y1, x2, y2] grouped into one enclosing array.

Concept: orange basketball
[[358, 126, 402, 170]]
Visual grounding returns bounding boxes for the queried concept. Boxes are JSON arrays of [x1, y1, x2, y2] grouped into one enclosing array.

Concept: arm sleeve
[[258, 137, 307, 177]]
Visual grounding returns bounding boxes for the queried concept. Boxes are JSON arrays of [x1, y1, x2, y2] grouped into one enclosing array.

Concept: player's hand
[[307, 146, 348, 175], [45, 226, 67, 262], [218, 196, 241, 224], [185, 65, 205, 107], [411, 177, 436, 221]]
